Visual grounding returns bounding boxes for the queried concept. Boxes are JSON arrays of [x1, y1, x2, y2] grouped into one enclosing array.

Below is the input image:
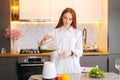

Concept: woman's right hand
[[43, 34, 52, 41], [39, 34, 52, 46]]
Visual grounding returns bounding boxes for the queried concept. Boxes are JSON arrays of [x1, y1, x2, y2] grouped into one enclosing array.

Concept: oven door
[[17, 62, 43, 80]]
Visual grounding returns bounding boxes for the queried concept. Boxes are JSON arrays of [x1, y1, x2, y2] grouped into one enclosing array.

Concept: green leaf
[[89, 68, 104, 77]]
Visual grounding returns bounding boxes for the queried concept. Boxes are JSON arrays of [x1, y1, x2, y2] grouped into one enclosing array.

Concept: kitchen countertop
[[28, 72, 119, 80], [0, 52, 108, 57]]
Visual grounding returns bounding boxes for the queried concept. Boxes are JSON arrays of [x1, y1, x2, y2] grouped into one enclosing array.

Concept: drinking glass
[[1, 48, 6, 54], [115, 58, 120, 74]]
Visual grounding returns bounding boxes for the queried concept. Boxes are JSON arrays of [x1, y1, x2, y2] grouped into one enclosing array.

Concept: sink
[[83, 49, 98, 52]]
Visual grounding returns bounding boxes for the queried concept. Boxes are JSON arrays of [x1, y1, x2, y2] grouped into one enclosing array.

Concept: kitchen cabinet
[[19, 0, 50, 20], [19, 0, 102, 21], [0, 0, 10, 75], [0, 57, 18, 80], [0, 65, 6, 80], [108, 0, 120, 54], [80, 55, 108, 72], [108, 0, 120, 73], [51, 0, 102, 21], [109, 55, 120, 74], [0, 58, 6, 80], [6, 57, 18, 80], [73, 0, 102, 21], [50, 0, 73, 21], [0, 0, 10, 52]]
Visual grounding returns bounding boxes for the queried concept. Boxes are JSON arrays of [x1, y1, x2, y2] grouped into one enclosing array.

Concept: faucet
[[82, 28, 87, 45], [82, 28, 87, 50]]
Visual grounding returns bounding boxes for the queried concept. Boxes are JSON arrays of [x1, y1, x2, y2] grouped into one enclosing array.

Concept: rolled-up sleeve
[[72, 31, 83, 57]]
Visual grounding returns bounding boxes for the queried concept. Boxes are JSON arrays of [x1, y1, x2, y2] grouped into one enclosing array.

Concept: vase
[[11, 40, 17, 53]]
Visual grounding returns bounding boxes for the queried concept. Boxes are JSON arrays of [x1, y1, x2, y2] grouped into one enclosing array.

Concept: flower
[[4, 26, 23, 40]]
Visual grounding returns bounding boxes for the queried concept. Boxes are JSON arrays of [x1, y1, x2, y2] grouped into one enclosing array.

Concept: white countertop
[[28, 72, 119, 80]]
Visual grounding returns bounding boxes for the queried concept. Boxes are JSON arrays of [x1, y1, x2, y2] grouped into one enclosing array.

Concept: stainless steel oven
[[17, 56, 44, 80]]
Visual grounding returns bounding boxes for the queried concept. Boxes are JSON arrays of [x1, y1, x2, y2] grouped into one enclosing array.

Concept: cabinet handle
[[20, 64, 43, 67]]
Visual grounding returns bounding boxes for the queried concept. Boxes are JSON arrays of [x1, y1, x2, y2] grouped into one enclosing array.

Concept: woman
[[40, 7, 83, 74]]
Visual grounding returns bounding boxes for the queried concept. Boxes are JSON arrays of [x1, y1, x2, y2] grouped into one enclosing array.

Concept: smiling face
[[62, 12, 73, 29], [56, 8, 77, 29]]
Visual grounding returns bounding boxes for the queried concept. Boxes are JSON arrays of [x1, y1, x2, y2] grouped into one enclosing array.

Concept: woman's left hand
[[60, 51, 71, 58]]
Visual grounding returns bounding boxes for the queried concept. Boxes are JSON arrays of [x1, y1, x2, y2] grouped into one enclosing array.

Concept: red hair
[[56, 7, 77, 29]]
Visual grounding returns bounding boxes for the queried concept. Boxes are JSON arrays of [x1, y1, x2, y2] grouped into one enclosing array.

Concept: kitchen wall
[[0, 0, 108, 54], [9, 0, 107, 53], [11, 22, 98, 51]]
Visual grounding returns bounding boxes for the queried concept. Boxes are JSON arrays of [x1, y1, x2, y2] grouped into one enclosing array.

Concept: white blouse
[[50, 26, 83, 74]]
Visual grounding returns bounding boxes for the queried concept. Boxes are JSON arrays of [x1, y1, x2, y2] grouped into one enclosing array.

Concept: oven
[[17, 56, 44, 80]]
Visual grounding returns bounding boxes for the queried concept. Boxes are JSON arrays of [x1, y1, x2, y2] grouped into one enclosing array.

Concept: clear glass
[[115, 58, 120, 74], [1, 48, 6, 54], [115, 58, 120, 80]]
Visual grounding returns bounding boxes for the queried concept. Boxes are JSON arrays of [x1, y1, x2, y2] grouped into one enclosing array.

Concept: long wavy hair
[[55, 7, 77, 29]]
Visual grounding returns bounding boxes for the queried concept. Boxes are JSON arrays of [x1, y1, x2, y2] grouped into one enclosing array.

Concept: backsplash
[[11, 22, 98, 51]]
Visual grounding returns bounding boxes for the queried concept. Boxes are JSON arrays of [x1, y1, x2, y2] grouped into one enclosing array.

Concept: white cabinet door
[[19, 0, 102, 21], [51, 0, 102, 21], [50, 0, 73, 21], [19, 0, 50, 20], [73, 0, 102, 21]]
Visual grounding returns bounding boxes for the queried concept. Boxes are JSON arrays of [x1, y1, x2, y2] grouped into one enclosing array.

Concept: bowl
[[39, 48, 56, 53]]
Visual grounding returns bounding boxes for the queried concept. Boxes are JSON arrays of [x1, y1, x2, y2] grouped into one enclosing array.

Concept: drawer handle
[[20, 64, 43, 66]]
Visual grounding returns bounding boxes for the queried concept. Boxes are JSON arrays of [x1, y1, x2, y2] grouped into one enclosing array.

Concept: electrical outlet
[[81, 67, 95, 73]]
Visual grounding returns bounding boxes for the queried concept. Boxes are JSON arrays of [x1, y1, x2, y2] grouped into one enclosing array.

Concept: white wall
[[11, 22, 98, 51]]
